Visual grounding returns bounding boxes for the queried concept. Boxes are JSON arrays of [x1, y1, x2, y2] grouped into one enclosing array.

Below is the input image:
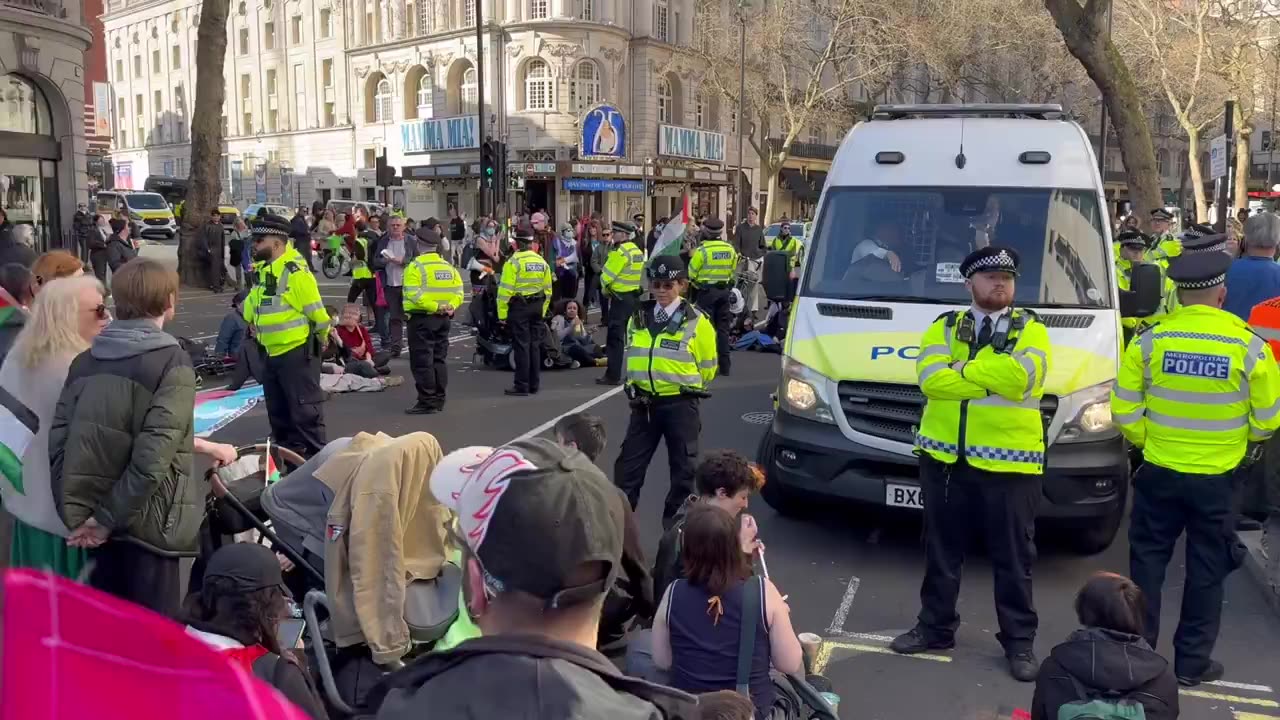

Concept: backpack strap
[[737, 575, 762, 697], [1067, 673, 1094, 703], [252, 652, 282, 686]]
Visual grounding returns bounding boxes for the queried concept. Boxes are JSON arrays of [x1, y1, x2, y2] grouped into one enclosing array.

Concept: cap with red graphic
[[430, 438, 625, 609]]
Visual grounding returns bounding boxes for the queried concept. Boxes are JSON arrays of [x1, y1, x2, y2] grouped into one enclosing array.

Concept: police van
[[757, 104, 1161, 553]]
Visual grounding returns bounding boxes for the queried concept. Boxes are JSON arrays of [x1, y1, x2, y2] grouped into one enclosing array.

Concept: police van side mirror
[[762, 251, 792, 302], [1119, 263, 1163, 318]]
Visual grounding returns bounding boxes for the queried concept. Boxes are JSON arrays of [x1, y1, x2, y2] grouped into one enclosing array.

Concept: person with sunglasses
[[613, 255, 719, 528]]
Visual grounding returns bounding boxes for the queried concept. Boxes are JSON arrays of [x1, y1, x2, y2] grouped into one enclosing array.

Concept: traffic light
[[480, 140, 496, 189], [376, 151, 393, 187]]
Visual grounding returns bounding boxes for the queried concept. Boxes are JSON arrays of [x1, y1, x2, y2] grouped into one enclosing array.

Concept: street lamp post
[[735, 1, 749, 222]]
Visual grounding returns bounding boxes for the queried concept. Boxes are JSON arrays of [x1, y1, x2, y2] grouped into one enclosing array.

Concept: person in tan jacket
[[315, 431, 450, 669]]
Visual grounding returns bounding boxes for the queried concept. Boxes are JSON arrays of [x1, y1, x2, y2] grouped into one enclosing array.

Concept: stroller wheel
[[543, 355, 554, 369]]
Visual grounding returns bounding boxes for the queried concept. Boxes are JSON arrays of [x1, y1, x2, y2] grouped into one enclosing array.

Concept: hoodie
[[49, 319, 201, 552], [1031, 627, 1179, 720], [369, 634, 698, 720]]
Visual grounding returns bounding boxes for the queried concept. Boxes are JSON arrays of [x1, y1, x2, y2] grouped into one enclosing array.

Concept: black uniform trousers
[[694, 285, 733, 375], [604, 291, 640, 382], [1129, 463, 1244, 678], [917, 456, 1040, 655], [261, 341, 327, 457], [614, 395, 701, 529], [508, 298, 546, 393], [408, 313, 451, 410], [347, 277, 376, 309]]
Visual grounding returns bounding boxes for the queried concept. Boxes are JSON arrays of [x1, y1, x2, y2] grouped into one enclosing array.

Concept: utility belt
[[695, 282, 732, 291], [608, 289, 642, 299], [510, 293, 546, 305], [626, 385, 711, 404]]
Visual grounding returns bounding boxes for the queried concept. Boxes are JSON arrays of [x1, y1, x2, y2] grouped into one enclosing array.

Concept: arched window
[[695, 89, 705, 129], [524, 59, 553, 111], [1156, 148, 1169, 176], [461, 66, 477, 113], [569, 61, 600, 114], [0, 74, 52, 135], [404, 66, 431, 119], [657, 78, 672, 124], [418, 73, 433, 115], [374, 78, 393, 123]]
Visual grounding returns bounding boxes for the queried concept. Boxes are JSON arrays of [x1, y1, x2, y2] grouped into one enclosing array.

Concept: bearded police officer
[[242, 214, 332, 456], [1112, 240, 1280, 686], [498, 225, 552, 397], [402, 227, 463, 415], [891, 246, 1050, 683], [613, 255, 719, 528], [688, 217, 738, 375], [597, 221, 646, 386]]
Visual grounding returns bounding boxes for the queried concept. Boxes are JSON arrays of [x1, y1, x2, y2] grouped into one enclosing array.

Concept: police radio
[[991, 314, 1014, 352]]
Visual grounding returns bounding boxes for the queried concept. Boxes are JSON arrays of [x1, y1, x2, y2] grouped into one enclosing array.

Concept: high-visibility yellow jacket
[[352, 236, 373, 280], [915, 308, 1051, 475], [624, 300, 718, 397], [1112, 304, 1280, 474], [403, 252, 463, 314], [689, 240, 738, 287], [769, 235, 803, 268], [243, 247, 331, 357], [1144, 233, 1182, 268], [497, 249, 552, 320], [601, 241, 644, 296]]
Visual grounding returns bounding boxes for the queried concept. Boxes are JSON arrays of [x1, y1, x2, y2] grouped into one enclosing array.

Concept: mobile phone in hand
[[277, 618, 305, 649]]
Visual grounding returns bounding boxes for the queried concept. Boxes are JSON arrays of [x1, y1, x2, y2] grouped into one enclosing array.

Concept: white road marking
[[1209, 680, 1275, 693], [825, 575, 861, 636], [508, 385, 626, 444]]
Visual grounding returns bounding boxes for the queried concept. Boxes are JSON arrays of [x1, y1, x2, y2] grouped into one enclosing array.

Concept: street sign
[[1209, 134, 1228, 179]]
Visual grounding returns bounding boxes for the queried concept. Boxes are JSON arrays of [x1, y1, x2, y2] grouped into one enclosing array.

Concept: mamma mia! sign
[[401, 115, 480, 154], [658, 125, 726, 163]]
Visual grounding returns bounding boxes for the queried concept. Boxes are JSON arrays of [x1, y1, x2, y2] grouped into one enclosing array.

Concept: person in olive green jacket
[[49, 258, 238, 618]]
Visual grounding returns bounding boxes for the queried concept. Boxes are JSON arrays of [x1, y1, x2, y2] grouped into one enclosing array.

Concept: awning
[[808, 170, 828, 194], [779, 168, 818, 201]]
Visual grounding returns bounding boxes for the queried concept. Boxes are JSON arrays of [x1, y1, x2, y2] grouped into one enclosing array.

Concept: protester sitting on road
[[653, 450, 767, 600], [49, 258, 239, 617], [550, 299, 605, 368], [1031, 572, 1179, 720], [214, 289, 250, 359], [370, 438, 698, 720], [698, 690, 757, 720], [554, 411, 608, 462], [334, 303, 391, 377], [0, 276, 109, 578], [184, 542, 329, 719], [31, 250, 84, 293], [650, 504, 803, 717]]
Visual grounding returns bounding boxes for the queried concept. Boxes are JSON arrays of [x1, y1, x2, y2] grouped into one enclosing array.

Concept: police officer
[[403, 227, 463, 415], [1111, 238, 1280, 687], [1146, 207, 1181, 266], [769, 218, 803, 301], [613, 255, 719, 528], [689, 216, 738, 375], [347, 222, 377, 316], [242, 214, 332, 457], [498, 225, 552, 396], [891, 246, 1050, 683], [1117, 230, 1178, 344], [597, 220, 646, 386]]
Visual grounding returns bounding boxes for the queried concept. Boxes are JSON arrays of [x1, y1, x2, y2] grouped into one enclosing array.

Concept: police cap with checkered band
[[1179, 223, 1229, 255], [1115, 230, 1148, 248], [1166, 248, 1231, 290], [959, 246, 1020, 279], [1151, 207, 1175, 222], [701, 217, 725, 239], [251, 214, 292, 240], [646, 254, 687, 281]]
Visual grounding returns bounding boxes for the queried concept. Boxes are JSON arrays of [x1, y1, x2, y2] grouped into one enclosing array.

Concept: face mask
[[253, 247, 274, 262], [483, 228, 496, 237]]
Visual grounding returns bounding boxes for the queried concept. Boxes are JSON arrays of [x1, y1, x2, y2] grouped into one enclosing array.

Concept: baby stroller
[[207, 438, 462, 718], [472, 276, 515, 370]]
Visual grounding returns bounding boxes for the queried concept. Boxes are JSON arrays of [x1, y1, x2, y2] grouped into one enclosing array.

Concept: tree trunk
[[762, 147, 790, 226], [181, 0, 230, 287], [1234, 119, 1251, 213], [1185, 132, 1208, 220], [1044, 0, 1162, 228]]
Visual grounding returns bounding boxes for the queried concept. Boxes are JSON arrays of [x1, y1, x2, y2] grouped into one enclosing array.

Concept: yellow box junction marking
[[1180, 689, 1279, 708], [812, 640, 952, 675]]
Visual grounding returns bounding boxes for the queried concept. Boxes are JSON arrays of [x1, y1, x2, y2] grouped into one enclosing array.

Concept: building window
[[152, 48, 161, 74], [523, 59, 552, 111], [115, 59, 123, 81], [657, 77, 672, 124], [238, 27, 249, 55], [294, 64, 306, 128], [462, 66, 478, 113], [695, 89, 705, 129], [463, 0, 475, 24], [135, 94, 144, 143], [417, 0, 433, 33], [320, 8, 333, 38], [154, 89, 163, 112], [417, 73, 432, 115], [580, 0, 593, 20], [240, 74, 252, 135], [730, 109, 737, 134], [291, 15, 302, 44], [808, 125, 823, 145], [172, 45, 181, 69], [374, 78, 393, 123], [530, 0, 547, 19], [133, 55, 142, 77], [655, 0, 669, 42], [364, 0, 374, 43], [264, 21, 276, 49], [569, 61, 599, 114], [118, 98, 127, 146], [324, 102, 336, 127], [1157, 147, 1169, 176], [322, 59, 334, 88]]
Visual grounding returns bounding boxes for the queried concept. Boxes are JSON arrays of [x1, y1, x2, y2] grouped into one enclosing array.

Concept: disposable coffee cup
[[798, 632, 822, 670]]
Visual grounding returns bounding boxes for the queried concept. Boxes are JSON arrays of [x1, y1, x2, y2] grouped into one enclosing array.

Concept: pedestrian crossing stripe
[[1181, 689, 1279, 708]]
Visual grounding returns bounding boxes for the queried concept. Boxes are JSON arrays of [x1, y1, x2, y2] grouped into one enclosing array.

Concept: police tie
[[655, 306, 670, 323], [978, 315, 994, 348]]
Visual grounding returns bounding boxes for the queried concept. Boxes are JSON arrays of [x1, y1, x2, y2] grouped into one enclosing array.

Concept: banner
[[254, 164, 268, 203], [280, 166, 294, 208], [194, 385, 264, 437]]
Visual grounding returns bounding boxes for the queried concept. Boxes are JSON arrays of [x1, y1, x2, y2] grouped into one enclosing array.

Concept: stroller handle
[[304, 590, 359, 717]]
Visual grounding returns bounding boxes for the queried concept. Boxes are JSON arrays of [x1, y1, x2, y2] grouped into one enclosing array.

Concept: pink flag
[[1, 569, 311, 720]]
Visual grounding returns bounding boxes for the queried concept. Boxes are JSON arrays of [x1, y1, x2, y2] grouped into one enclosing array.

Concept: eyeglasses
[[88, 304, 110, 320], [651, 280, 678, 290]]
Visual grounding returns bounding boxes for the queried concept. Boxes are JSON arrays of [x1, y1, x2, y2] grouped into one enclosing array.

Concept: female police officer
[[612, 255, 719, 529]]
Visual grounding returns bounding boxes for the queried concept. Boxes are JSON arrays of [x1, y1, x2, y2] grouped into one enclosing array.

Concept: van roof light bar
[[870, 104, 1065, 121]]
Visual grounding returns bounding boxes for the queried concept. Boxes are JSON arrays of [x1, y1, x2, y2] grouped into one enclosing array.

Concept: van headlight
[[1056, 382, 1118, 443], [780, 357, 836, 425]]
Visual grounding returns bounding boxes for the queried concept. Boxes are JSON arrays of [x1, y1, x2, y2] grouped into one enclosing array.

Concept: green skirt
[[10, 519, 88, 580]]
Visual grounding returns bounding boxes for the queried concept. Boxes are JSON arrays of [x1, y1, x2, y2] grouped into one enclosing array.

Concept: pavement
[[164, 253, 1280, 720]]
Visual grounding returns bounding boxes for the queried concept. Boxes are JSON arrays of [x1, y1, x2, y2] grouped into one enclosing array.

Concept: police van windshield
[[804, 186, 1112, 308], [124, 193, 169, 210]]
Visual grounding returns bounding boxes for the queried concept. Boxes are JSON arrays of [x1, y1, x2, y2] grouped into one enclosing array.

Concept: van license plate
[[885, 483, 924, 509]]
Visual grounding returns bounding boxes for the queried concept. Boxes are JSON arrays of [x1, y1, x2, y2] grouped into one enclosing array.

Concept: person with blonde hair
[[0, 275, 110, 576]]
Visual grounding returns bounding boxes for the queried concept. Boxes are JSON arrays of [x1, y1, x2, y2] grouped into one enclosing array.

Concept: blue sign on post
[[579, 103, 627, 161]]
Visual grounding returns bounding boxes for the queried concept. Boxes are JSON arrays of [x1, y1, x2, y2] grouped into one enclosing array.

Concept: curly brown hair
[[694, 449, 765, 499]]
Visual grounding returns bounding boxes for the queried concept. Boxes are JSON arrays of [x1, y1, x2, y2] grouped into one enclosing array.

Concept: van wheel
[[757, 429, 802, 516], [1065, 476, 1129, 555]]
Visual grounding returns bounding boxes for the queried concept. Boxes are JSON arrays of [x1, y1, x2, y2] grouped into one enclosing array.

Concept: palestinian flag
[[0, 386, 39, 495], [265, 437, 281, 484], [648, 193, 690, 262]]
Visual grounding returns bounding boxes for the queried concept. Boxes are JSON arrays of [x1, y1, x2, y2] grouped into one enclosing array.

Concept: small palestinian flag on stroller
[[0, 386, 39, 494], [264, 437, 281, 484]]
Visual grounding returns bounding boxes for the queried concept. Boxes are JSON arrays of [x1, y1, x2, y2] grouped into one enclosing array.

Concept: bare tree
[[1044, 0, 1163, 224], [681, 0, 900, 223], [180, 0, 230, 286], [1209, 0, 1271, 212]]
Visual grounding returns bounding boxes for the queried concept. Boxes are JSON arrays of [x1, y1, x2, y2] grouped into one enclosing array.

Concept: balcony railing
[[766, 139, 838, 161], [3, 0, 67, 16]]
